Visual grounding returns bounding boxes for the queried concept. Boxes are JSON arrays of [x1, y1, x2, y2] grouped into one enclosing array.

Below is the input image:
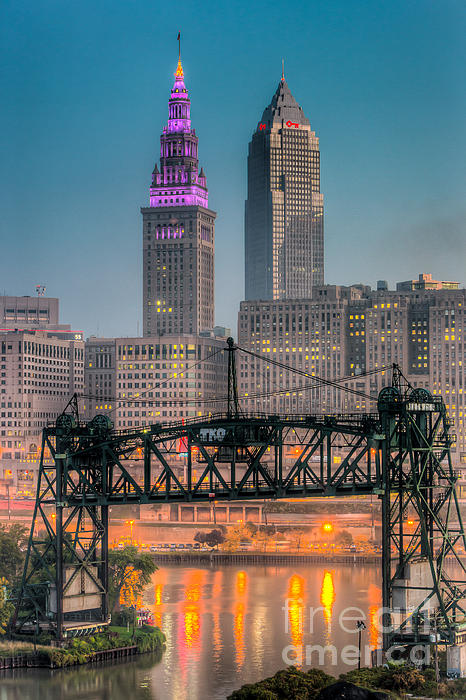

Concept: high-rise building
[[237, 277, 466, 464], [0, 297, 84, 491], [245, 71, 324, 301], [85, 334, 228, 426], [142, 52, 216, 337]]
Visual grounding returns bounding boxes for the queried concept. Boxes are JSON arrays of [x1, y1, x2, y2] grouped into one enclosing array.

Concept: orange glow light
[[323, 522, 333, 533]]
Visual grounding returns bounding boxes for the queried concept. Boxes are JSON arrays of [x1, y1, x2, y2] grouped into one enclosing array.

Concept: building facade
[[0, 327, 84, 491], [0, 295, 60, 328], [397, 272, 460, 292], [245, 73, 324, 301], [142, 54, 216, 337], [0, 297, 84, 492], [238, 280, 466, 464], [85, 334, 228, 428]]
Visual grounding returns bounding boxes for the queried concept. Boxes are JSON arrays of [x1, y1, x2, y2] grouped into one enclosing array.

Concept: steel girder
[[379, 387, 466, 648], [12, 395, 466, 647]]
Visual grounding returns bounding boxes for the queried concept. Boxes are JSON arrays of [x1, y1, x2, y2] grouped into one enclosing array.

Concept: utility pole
[[357, 620, 366, 669], [433, 617, 440, 693]]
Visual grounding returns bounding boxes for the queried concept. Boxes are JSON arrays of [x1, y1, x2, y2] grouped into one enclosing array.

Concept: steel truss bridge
[[12, 344, 466, 653]]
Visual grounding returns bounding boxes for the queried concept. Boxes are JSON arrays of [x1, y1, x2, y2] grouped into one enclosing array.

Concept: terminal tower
[[142, 52, 216, 336]]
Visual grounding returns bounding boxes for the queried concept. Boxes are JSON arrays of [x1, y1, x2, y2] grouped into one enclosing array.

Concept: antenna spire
[[281, 58, 285, 81], [175, 32, 184, 78]]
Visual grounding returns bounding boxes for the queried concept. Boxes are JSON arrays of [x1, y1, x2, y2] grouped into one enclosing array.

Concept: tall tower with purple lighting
[[142, 50, 216, 337]]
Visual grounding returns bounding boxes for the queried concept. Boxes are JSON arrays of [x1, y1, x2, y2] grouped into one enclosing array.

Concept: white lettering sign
[[199, 428, 226, 441]]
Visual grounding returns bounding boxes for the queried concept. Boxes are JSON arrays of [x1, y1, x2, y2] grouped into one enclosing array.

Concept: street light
[[125, 519, 134, 544]]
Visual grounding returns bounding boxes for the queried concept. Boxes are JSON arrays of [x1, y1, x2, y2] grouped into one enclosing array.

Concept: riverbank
[[150, 550, 380, 565], [0, 625, 165, 669]]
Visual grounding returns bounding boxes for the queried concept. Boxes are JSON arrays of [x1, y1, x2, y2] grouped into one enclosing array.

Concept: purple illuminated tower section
[[149, 57, 209, 209], [142, 54, 216, 337]]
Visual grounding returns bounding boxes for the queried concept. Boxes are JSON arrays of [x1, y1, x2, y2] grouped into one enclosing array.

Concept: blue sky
[[0, 0, 464, 337]]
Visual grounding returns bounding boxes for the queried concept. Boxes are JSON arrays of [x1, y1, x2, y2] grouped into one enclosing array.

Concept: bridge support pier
[[447, 644, 466, 678]]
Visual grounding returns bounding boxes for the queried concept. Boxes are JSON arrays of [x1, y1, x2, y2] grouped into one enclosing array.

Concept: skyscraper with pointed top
[[142, 51, 216, 336], [245, 72, 324, 300]]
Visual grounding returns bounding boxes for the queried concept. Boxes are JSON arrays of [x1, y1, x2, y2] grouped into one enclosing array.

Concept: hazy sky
[[1, 0, 465, 337]]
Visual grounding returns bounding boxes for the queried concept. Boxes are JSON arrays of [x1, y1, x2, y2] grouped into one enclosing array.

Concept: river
[[0, 562, 383, 700]]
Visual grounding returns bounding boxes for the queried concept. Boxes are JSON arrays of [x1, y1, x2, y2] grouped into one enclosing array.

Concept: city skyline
[[1, 0, 465, 338]]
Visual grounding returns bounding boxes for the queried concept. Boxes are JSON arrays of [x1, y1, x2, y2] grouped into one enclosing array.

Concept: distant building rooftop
[[396, 273, 459, 292]]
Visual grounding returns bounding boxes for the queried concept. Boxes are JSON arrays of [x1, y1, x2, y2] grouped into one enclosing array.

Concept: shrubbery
[[227, 667, 334, 699], [0, 625, 165, 668], [228, 664, 466, 699]]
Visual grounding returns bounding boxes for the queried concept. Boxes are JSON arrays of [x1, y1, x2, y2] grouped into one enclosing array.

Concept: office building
[[85, 334, 228, 428], [397, 273, 460, 292], [142, 52, 216, 337], [238, 277, 466, 463], [0, 297, 84, 490], [245, 71, 324, 301]]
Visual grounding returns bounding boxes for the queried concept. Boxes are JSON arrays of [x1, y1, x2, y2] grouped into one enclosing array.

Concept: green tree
[[0, 523, 27, 584], [108, 545, 157, 612], [0, 577, 14, 634]]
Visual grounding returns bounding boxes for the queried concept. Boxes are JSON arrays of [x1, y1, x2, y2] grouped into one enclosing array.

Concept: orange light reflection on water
[[211, 570, 223, 659], [181, 569, 205, 650], [287, 574, 305, 650], [320, 570, 335, 637], [233, 571, 248, 668], [368, 583, 382, 649], [151, 569, 167, 631]]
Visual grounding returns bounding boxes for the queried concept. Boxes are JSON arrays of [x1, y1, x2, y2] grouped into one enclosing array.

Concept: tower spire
[[175, 31, 183, 78], [281, 58, 285, 82]]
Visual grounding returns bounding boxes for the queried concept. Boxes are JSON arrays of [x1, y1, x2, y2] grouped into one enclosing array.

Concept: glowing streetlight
[[125, 519, 134, 543], [322, 522, 333, 533]]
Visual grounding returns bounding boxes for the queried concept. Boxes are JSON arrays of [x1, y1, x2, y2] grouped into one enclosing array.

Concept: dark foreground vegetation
[[228, 665, 466, 699]]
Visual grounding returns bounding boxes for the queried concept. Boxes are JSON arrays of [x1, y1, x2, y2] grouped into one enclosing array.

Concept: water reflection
[[368, 582, 382, 650], [287, 573, 304, 649], [1, 563, 386, 700], [320, 570, 336, 639], [233, 571, 248, 667], [182, 569, 205, 649]]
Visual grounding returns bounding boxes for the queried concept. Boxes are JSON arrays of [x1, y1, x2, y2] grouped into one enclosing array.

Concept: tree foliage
[[194, 529, 225, 548], [0, 577, 14, 634], [108, 546, 157, 612], [0, 523, 27, 584], [336, 529, 353, 545], [228, 667, 334, 699]]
